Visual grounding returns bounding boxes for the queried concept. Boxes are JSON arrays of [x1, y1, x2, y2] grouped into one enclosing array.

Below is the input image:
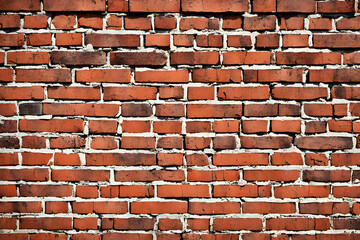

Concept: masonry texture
[[1, 0, 360, 239]]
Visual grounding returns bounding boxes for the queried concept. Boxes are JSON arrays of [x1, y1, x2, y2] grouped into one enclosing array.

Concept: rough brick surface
[[0, 0, 359, 238]]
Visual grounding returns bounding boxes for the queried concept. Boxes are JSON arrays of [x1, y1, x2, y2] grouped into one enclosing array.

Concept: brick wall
[[0, 0, 360, 239]]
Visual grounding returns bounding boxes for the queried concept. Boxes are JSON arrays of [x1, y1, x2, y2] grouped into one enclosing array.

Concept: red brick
[[121, 137, 155, 149], [106, 15, 122, 29], [271, 152, 302, 165], [303, 170, 351, 182], [76, 186, 98, 198], [104, 86, 156, 100], [213, 218, 262, 231], [0, 87, 44, 100], [46, 201, 68, 214], [154, 121, 181, 134], [115, 170, 184, 182], [22, 152, 52, 165], [218, 86, 269, 100], [314, 34, 360, 48], [74, 218, 97, 230], [0, 217, 16, 229], [174, 34, 193, 46], [20, 217, 72, 230], [266, 218, 329, 230], [130, 0, 179, 12], [309, 18, 332, 30], [305, 153, 328, 166], [244, 170, 299, 182], [188, 87, 214, 100], [186, 121, 211, 133], [157, 153, 183, 166], [159, 86, 183, 99], [300, 202, 349, 215], [0, 69, 13, 82], [223, 15, 242, 29], [136, 70, 188, 83], [24, 15, 47, 29], [52, 15, 76, 29], [17, 69, 71, 83], [276, 52, 341, 65], [158, 185, 209, 198], [277, 0, 315, 13], [243, 16, 276, 30], [256, 34, 279, 48], [309, 69, 360, 83], [223, 51, 272, 65], [283, 34, 309, 47], [156, 104, 185, 117], [0, 201, 42, 213], [275, 185, 330, 198], [27, 33, 51, 46], [188, 169, 239, 182], [86, 34, 139, 47], [78, 14, 102, 29], [106, 218, 154, 230], [54, 153, 81, 166], [240, 136, 292, 149], [227, 35, 251, 47], [91, 137, 117, 150], [43, 103, 119, 117], [131, 201, 187, 214], [186, 154, 208, 166], [317, 0, 354, 13], [108, 0, 128, 12], [0, 15, 20, 29], [76, 69, 131, 83], [213, 185, 271, 197], [102, 233, 151, 240], [43, 0, 105, 11], [56, 33, 82, 46], [213, 153, 268, 166], [52, 169, 109, 181], [89, 120, 117, 134], [189, 202, 241, 214], [243, 202, 296, 214], [0, 185, 17, 197], [48, 86, 100, 100], [125, 17, 151, 30], [51, 51, 106, 66], [196, 35, 223, 47], [0, 153, 18, 165], [155, 16, 177, 29], [280, 17, 304, 30], [180, 17, 219, 30], [122, 103, 152, 117], [213, 120, 239, 133], [295, 136, 353, 150], [242, 120, 268, 133], [0, 0, 40, 11], [245, 69, 303, 83], [0, 34, 24, 46], [86, 153, 155, 166], [146, 34, 170, 47], [72, 201, 127, 214], [182, 0, 248, 12], [122, 120, 150, 133], [337, 16, 360, 30], [157, 136, 183, 149], [171, 51, 219, 65], [187, 104, 242, 118], [111, 51, 167, 66], [185, 137, 211, 150]]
